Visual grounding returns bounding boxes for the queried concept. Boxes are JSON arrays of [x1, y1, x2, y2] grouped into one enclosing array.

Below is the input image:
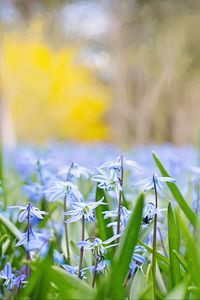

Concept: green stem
[[195, 179, 200, 215], [117, 155, 124, 243], [63, 162, 74, 263], [152, 174, 158, 300], [158, 226, 167, 257], [78, 215, 85, 279], [26, 202, 31, 277], [92, 255, 99, 288]]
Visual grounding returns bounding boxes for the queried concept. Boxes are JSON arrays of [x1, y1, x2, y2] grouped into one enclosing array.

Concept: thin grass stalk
[[63, 162, 74, 263], [117, 155, 124, 242], [152, 174, 158, 299], [78, 215, 85, 278]]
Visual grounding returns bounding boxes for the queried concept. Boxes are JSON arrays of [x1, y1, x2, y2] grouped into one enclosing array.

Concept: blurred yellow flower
[[1, 20, 110, 142]]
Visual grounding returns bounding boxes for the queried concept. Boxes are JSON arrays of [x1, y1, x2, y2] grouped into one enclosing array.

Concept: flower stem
[[26, 202, 31, 276], [92, 255, 99, 288], [195, 179, 200, 215], [78, 215, 85, 279], [117, 155, 124, 242], [63, 162, 74, 263], [158, 226, 167, 257], [152, 174, 158, 299]]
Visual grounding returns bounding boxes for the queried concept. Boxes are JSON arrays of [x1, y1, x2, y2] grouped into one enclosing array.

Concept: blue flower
[[64, 198, 106, 223], [103, 206, 132, 232], [22, 182, 45, 202], [45, 181, 83, 203], [16, 228, 52, 250], [61, 264, 86, 278], [77, 235, 120, 256], [133, 173, 176, 197], [0, 263, 15, 289], [58, 163, 93, 180], [130, 246, 146, 276], [13, 274, 27, 288], [99, 156, 141, 172], [82, 258, 110, 274], [92, 169, 122, 195], [54, 250, 64, 265], [0, 263, 28, 291], [9, 203, 47, 223]]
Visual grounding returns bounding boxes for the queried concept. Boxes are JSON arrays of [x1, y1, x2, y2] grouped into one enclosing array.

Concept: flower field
[[0, 143, 199, 299]]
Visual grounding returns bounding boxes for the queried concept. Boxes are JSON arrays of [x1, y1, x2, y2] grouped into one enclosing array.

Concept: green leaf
[[152, 152, 197, 228], [139, 240, 170, 265], [168, 202, 181, 287], [130, 270, 146, 299], [95, 186, 113, 241], [165, 281, 187, 300], [50, 266, 95, 299], [0, 213, 21, 238], [98, 193, 144, 299], [173, 250, 192, 274], [19, 259, 95, 300]]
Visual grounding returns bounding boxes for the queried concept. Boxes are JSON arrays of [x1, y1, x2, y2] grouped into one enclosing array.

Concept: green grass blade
[[168, 202, 181, 287], [165, 281, 187, 300], [99, 193, 144, 299], [19, 259, 95, 300], [0, 213, 21, 238], [139, 240, 170, 265], [152, 152, 197, 228], [173, 250, 192, 274], [95, 186, 113, 241]]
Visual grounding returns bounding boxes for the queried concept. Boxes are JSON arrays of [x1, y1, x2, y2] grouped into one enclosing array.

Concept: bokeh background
[[1, 0, 200, 147]]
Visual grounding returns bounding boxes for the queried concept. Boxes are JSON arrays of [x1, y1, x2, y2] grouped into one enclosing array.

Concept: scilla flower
[[61, 264, 85, 278], [64, 198, 106, 223], [77, 235, 120, 256], [100, 156, 141, 172], [92, 169, 122, 195], [130, 246, 146, 276], [82, 258, 110, 273], [133, 173, 176, 197], [0, 263, 15, 289], [45, 181, 83, 203], [16, 228, 52, 250], [103, 206, 132, 232], [58, 163, 93, 180], [9, 203, 47, 223]]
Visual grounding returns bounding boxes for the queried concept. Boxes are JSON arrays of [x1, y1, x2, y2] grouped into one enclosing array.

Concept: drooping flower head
[[130, 246, 146, 276], [99, 156, 141, 172], [133, 173, 176, 197], [64, 198, 106, 223], [92, 168, 122, 196], [9, 203, 47, 223], [58, 162, 93, 181], [103, 206, 132, 233], [45, 181, 84, 203], [77, 235, 120, 256]]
